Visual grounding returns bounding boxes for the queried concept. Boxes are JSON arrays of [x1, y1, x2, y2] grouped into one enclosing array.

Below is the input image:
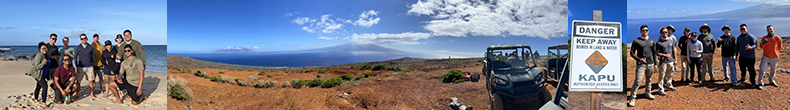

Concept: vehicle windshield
[[487, 48, 536, 73]]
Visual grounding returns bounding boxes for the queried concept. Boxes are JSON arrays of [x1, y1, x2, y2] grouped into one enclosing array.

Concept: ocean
[[626, 17, 790, 43], [0, 45, 168, 73], [169, 51, 413, 67]]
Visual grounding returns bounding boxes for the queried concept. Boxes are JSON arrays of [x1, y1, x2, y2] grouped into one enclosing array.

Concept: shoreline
[[0, 61, 167, 109]]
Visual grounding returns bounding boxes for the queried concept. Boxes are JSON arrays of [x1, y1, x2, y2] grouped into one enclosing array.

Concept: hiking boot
[[658, 91, 667, 96], [751, 84, 757, 88], [770, 83, 779, 87], [646, 94, 655, 100], [732, 83, 738, 86], [628, 99, 636, 107]]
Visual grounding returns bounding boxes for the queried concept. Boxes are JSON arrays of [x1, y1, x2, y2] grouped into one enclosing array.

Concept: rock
[[449, 97, 470, 110], [337, 92, 350, 99]]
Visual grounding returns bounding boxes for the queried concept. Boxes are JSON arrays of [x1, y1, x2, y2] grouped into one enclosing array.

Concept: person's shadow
[[141, 76, 161, 98]]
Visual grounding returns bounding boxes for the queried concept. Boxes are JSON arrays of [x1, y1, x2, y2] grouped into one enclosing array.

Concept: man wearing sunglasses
[[47, 33, 60, 81], [735, 24, 758, 88], [628, 25, 658, 107], [74, 33, 96, 99], [678, 27, 693, 83], [117, 29, 146, 69], [656, 27, 677, 96]]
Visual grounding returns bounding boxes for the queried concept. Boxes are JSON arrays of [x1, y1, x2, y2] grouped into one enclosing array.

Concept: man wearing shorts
[[74, 33, 97, 98]]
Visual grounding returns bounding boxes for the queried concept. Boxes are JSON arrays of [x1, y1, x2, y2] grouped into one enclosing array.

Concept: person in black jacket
[[101, 40, 122, 104], [717, 25, 738, 84]]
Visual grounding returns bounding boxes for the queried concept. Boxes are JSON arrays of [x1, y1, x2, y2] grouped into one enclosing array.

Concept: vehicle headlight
[[494, 78, 507, 85]]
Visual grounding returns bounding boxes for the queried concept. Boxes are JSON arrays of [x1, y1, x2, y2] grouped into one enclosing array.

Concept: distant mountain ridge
[[303, 43, 405, 53], [676, 4, 790, 18], [213, 47, 259, 53]]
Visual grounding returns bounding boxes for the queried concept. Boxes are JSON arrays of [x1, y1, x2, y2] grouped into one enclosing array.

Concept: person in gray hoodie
[[734, 23, 758, 88], [697, 23, 716, 81]]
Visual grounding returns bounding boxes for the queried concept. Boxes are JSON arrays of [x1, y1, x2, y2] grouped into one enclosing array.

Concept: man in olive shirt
[[117, 29, 146, 69], [110, 45, 146, 105]]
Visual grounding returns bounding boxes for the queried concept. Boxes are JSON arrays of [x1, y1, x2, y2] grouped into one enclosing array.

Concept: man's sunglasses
[[63, 59, 71, 61], [661, 31, 668, 34], [80, 38, 87, 40], [124, 50, 133, 52], [641, 30, 649, 32]]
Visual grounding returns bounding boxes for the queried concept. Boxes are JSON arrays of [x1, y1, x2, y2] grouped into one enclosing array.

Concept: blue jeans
[[722, 57, 737, 83]]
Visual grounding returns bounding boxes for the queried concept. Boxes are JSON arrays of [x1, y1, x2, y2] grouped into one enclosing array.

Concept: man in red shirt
[[52, 55, 76, 104]]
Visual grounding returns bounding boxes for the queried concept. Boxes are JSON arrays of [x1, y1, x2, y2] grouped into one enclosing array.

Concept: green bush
[[442, 70, 466, 83], [318, 69, 327, 74], [210, 75, 223, 82], [475, 63, 481, 66], [359, 64, 373, 70], [334, 70, 341, 73], [364, 73, 378, 78], [316, 74, 322, 78], [267, 75, 272, 78], [322, 77, 343, 88], [307, 79, 323, 87], [167, 80, 191, 100], [258, 71, 265, 76], [350, 66, 355, 69], [372, 65, 387, 71], [290, 79, 300, 88], [339, 74, 353, 81], [354, 75, 364, 80], [180, 69, 186, 73], [235, 78, 248, 86], [187, 70, 192, 73], [393, 67, 406, 72], [477, 59, 484, 62], [219, 71, 224, 74]]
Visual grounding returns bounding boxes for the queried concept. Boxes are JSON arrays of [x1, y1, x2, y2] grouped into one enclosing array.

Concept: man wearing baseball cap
[[717, 25, 738, 85], [678, 27, 694, 84]]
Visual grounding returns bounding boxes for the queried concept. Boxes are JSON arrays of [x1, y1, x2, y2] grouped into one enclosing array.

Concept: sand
[[0, 61, 167, 110]]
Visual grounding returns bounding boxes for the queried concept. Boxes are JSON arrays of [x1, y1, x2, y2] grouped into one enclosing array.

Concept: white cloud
[[353, 10, 381, 27], [67, 27, 86, 37], [318, 36, 338, 40], [628, 8, 731, 14], [730, 0, 790, 5], [300, 26, 316, 33], [407, 0, 568, 39], [350, 32, 432, 44], [219, 46, 260, 50], [80, 20, 89, 23], [284, 13, 294, 17], [292, 17, 315, 25]]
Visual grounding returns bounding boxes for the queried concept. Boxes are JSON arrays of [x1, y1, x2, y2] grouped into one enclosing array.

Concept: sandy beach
[[0, 61, 167, 110]]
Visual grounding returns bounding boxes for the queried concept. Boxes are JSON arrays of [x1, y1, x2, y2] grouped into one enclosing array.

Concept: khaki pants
[[701, 53, 714, 80], [631, 64, 655, 98], [658, 63, 674, 91], [679, 55, 688, 80]]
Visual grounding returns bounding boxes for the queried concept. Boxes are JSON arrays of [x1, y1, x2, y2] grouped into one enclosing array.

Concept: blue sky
[[0, 1, 167, 46], [627, 0, 773, 19], [167, 0, 570, 58], [569, 0, 628, 43]]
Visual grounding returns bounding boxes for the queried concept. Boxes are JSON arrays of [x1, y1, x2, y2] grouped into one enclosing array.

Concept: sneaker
[[758, 85, 764, 90], [658, 91, 667, 96], [723, 77, 729, 82], [667, 87, 677, 91], [751, 84, 757, 88], [732, 83, 738, 86], [628, 99, 636, 107], [646, 94, 655, 100], [770, 83, 779, 87], [698, 81, 703, 84], [738, 79, 745, 83]]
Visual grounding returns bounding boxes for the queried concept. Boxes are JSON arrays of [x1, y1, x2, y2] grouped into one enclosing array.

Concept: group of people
[[25, 30, 148, 108], [628, 23, 782, 107]]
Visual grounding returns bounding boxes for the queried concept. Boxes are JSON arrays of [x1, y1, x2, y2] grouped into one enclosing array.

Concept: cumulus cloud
[[293, 14, 345, 33], [407, 0, 568, 39], [353, 10, 381, 27], [730, 0, 790, 5], [67, 27, 87, 37], [284, 13, 294, 17], [350, 32, 432, 44], [318, 36, 338, 40]]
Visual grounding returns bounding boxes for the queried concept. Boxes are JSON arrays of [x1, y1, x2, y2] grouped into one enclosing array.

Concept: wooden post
[[591, 10, 603, 110]]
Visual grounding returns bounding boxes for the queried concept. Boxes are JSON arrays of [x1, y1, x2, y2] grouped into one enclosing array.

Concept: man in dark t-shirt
[[677, 27, 692, 82], [629, 25, 658, 107]]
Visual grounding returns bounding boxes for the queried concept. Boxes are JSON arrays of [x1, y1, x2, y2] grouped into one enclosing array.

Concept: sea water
[[0, 45, 168, 73]]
